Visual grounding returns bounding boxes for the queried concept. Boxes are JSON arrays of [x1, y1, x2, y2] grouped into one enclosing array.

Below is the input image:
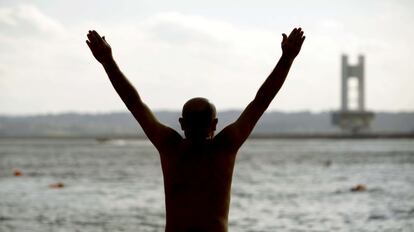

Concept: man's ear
[[211, 118, 218, 131], [179, 117, 185, 130]]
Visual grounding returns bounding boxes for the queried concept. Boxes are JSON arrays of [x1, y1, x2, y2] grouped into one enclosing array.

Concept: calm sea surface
[[0, 138, 413, 232]]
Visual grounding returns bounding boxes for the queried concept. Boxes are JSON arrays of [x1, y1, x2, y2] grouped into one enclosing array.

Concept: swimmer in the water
[[86, 27, 305, 232]]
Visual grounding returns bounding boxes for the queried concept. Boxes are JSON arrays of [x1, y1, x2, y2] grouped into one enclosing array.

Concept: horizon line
[[1, 109, 414, 117]]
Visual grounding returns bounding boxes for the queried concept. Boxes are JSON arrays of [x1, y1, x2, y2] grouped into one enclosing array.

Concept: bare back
[[159, 133, 238, 232]]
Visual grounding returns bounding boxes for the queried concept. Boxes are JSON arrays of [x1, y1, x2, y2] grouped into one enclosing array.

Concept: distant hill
[[0, 111, 413, 137]]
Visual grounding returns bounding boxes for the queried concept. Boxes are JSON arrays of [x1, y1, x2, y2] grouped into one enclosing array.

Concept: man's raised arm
[[218, 28, 305, 149], [86, 30, 179, 148]]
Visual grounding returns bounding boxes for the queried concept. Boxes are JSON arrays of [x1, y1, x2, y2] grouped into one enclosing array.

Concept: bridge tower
[[332, 55, 374, 134]]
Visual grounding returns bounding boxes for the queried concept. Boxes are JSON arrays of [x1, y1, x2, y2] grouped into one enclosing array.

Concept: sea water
[[0, 138, 413, 232]]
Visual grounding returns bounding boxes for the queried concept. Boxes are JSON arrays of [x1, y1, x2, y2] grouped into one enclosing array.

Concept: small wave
[[368, 214, 387, 221], [0, 216, 12, 221], [108, 139, 127, 146], [96, 138, 127, 146]]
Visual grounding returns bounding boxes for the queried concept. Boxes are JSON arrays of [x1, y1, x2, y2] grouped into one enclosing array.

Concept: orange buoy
[[13, 169, 23, 176], [49, 182, 64, 189], [351, 184, 366, 192]]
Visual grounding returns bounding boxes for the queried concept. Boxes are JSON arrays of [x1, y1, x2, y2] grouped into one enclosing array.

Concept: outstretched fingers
[[87, 31, 96, 44], [293, 28, 302, 41], [301, 35, 306, 44], [289, 27, 305, 45], [92, 30, 104, 43], [298, 29, 304, 40], [288, 28, 297, 40], [86, 39, 92, 49], [87, 30, 106, 47]]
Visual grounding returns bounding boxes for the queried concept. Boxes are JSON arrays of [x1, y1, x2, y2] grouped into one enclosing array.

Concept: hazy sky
[[1, 0, 413, 115]]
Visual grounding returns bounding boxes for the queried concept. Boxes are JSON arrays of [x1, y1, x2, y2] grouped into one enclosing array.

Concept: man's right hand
[[281, 27, 305, 59], [86, 30, 113, 64]]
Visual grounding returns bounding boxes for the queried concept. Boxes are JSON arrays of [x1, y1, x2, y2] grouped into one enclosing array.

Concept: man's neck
[[185, 137, 213, 146]]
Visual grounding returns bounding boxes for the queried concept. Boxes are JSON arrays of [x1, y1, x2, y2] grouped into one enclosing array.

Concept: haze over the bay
[[1, 0, 413, 115]]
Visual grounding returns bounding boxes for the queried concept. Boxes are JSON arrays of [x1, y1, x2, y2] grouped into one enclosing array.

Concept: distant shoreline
[[2, 111, 414, 139], [1, 133, 414, 140]]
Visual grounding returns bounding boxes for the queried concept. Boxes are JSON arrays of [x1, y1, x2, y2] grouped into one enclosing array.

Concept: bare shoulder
[[213, 124, 242, 154], [155, 127, 183, 154]]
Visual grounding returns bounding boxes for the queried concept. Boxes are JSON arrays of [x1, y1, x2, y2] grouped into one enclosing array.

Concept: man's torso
[[159, 138, 237, 232]]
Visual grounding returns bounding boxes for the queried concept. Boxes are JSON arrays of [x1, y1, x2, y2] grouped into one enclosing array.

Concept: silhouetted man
[[86, 27, 305, 232]]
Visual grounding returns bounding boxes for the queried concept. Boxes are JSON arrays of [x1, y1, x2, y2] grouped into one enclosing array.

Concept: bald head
[[182, 97, 216, 120], [179, 97, 217, 139]]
